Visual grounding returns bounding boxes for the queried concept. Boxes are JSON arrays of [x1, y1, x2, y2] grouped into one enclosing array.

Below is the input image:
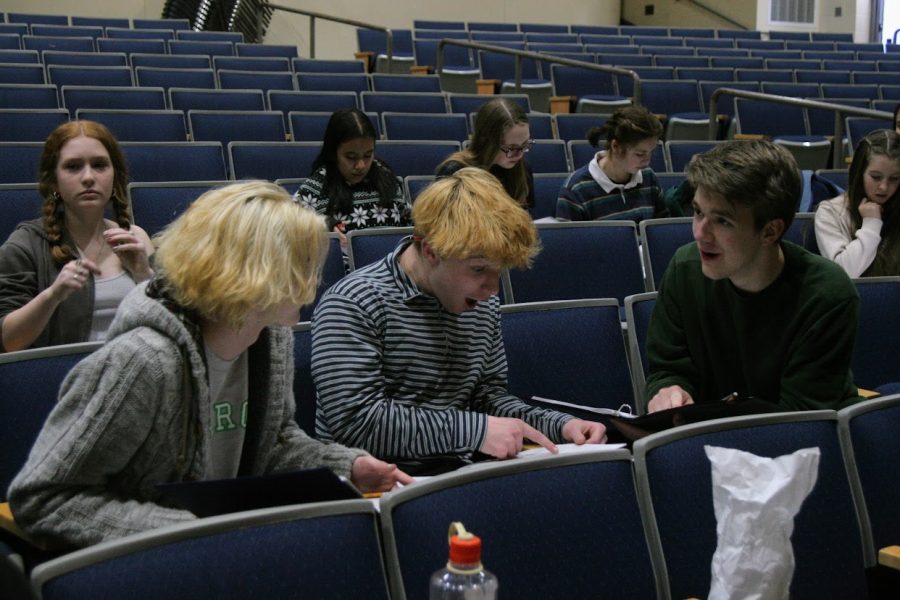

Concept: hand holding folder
[[606, 393, 784, 446]]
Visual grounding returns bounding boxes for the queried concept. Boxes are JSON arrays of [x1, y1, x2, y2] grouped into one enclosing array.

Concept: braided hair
[[38, 120, 132, 266]]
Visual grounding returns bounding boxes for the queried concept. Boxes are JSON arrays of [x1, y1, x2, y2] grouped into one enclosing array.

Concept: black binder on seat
[[156, 467, 362, 518]]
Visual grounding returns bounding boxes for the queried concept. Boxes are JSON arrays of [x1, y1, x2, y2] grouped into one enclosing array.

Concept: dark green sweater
[[645, 240, 861, 411]]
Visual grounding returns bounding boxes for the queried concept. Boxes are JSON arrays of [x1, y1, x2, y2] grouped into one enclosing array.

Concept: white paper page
[[516, 442, 627, 459]]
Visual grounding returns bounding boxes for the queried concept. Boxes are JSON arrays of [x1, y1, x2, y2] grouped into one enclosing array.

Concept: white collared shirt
[[588, 150, 645, 194]]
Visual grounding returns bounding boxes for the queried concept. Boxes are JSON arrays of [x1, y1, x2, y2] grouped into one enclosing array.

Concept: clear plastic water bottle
[[429, 522, 498, 599]]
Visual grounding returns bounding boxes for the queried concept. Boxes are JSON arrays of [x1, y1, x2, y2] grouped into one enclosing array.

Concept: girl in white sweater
[[815, 129, 900, 277]]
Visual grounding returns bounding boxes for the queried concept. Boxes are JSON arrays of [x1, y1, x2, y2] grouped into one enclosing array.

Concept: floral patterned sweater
[[293, 161, 411, 232]]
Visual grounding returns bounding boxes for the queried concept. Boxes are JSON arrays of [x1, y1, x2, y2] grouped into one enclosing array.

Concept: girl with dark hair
[[815, 129, 900, 277], [0, 120, 154, 352], [556, 105, 667, 222], [435, 97, 535, 210], [294, 108, 410, 245]]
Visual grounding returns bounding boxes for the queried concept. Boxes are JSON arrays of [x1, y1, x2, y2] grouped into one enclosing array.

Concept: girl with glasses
[[556, 105, 668, 223], [436, 97, 535, 210]]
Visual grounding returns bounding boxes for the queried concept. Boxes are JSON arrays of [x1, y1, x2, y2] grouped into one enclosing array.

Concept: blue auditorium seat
[[42, 50, 128, 67], [360, 91, 447, 114], [47, 65, 133, 88], [169, 88, 266, 112], [381, 112, 469, 142], [501, 299, 637, 411], [292, 58, 365, 73], [0, 109, 68, 142], [0, 342, 103, 501], [127, 180, 224, 237], [134, 67, 217, 91], [0, 142, 43, 184], [122, 142, 227, 183], [176, 30, 243, 44], [235, 42, 299, 60], [227, 141, 321, 181], [214, 55, 291, 73], [218, 69, 295, 92], [32, 501, 389, 599], [381, 451, 661, 598], [75, 108, 187, 142], [288, 110, 379, 142], [62, 85, 166, 115], [839, 393, 900, 570], [104, 26, 174, 41], [634, 412, 868, 599], [188, 110, 287, 147], [167, 39, 234, 57], [624, 291, 657, 404], [133, 17, 191, 30], [851, 277, 900, 391], [23, 35, 94, 53], [96, 38, 167, 56], [505, 221, 645, 304], [372, 140, 460, 177]]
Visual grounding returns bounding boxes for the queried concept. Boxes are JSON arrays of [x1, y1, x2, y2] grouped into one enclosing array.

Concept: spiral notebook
[[156, 467, 362, 518]]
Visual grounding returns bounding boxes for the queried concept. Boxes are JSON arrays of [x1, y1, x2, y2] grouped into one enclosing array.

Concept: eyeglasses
[[498, 139, 535, 158]]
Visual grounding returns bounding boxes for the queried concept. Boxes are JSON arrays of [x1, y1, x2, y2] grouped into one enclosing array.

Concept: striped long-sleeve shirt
[[311, 240, 572, 472], [556, 153, 666, 223]]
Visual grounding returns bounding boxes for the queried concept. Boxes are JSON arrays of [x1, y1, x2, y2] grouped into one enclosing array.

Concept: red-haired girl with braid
[[0, 121, 154, 352]]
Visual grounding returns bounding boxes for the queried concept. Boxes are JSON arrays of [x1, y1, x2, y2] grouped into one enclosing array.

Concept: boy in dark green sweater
[[645, 140, 861, 413]]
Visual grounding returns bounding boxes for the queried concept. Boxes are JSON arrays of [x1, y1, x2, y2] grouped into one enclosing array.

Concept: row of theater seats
[[0, 137, 570, 185], [0, 13, 193, 29], [0, 90, 890, 180], [409, 20, 854, 40], [0, 17, 893, 155], [3, 58, 899, 110], [3, 303, 899, 598], [390, 34, 900, 74], [361, 23, 896, 94], [364, 23, 883, 67], [0, 139, 850, 237], [0, 12, 862, 46], [0, 78, 893, 167], [6, 44, 900, 86]]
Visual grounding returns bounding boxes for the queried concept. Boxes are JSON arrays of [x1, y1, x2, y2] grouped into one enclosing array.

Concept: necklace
[[75, 225, 109, 265]]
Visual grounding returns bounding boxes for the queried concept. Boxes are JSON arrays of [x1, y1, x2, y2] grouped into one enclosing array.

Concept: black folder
[[156, 467, 362, 518], [607, 394, 784, 446]]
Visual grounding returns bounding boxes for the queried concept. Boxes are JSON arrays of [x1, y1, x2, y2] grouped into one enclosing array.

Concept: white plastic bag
[[705, 445, 821, 600]]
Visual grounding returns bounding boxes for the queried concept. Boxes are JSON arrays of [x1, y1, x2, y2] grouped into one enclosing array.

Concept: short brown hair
[[687, 140, 801, 235]]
